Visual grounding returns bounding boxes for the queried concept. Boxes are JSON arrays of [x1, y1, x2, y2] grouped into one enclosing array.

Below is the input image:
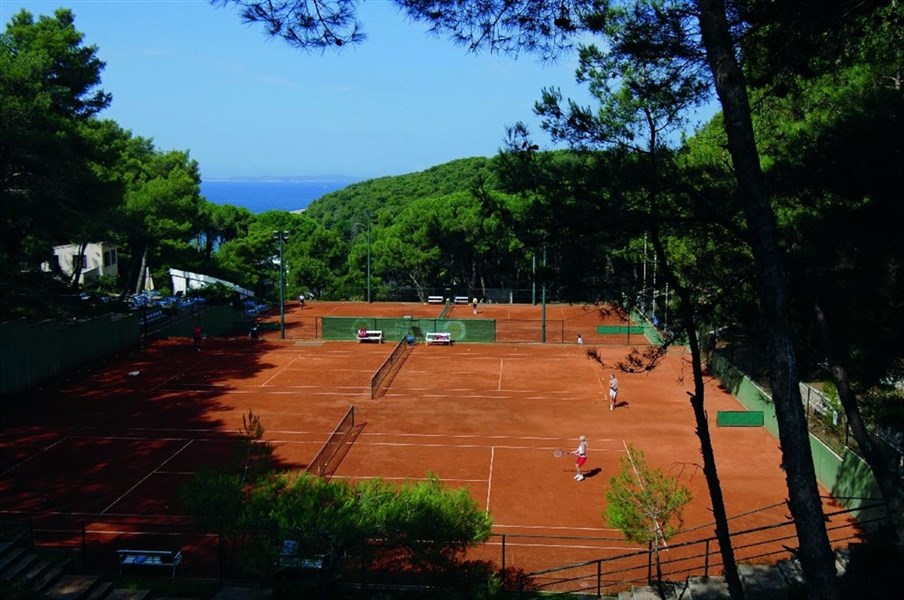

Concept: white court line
[[65, 431, 621, 452], [332, 475, 485, 483], [261, 353, 299, 387], [486, 446, 495, 511], [150, 357, 208, 392], [0, 435, 71, 477], [493, 523, 621, 533], [101, 440, 193, 515], [35, 526, 218, 539], [360, 432, 619, 442], [497, 359, 504, 391], [484, 540, 636, 551], [356, 441, 586, 451], [623, 438, 668, 549], [156, 386, 368, 397]]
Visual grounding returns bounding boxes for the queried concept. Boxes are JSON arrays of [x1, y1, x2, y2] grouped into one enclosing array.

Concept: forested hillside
[[5, 2, 904, 592], [304, 157, 501, 230]]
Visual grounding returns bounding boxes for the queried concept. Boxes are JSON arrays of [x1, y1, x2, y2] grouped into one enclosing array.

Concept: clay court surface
[[0, 302, 861, 589]]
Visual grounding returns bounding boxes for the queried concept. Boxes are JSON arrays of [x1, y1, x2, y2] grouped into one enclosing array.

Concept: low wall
[[0, 313, 139, 396], [708, 354, 883, 523]]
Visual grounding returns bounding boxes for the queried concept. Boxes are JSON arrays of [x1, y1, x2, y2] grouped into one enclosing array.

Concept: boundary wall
[[1, 305, 246, 397], [708, 353, 884, 524], [0, 314, 139, 396]]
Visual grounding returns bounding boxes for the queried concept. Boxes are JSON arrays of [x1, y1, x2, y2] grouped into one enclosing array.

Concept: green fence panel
[[321, 316, 497, 343], [434, 318, 496, 343], [596, 325, 645, 335], [1, 313, 139, 396], [708, 353, 881, 521], [716, 411, 764, 427]]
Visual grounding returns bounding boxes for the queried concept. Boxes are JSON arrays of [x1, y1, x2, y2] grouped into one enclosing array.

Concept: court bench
[[427, 295, 444, 304], [425, 332, 452, 345], [454, 296, 470, 304], [356, 330, 383, 343], [117, 548, 183, 578]]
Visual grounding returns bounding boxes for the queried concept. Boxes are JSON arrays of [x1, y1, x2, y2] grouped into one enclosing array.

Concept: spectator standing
[[192, 324, 203, 351]]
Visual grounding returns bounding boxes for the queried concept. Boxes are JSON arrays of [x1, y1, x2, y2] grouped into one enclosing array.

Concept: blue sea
[[200, 179, 355, 214]]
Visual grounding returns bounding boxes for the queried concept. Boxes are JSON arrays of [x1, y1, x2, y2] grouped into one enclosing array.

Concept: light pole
[[354, 218, 372, 303], [541, 243, 547, 343], [273, 230, 289, 339]]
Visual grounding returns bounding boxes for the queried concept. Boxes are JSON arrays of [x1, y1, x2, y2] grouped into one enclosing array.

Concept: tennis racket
[[553, 448, 568, 458]]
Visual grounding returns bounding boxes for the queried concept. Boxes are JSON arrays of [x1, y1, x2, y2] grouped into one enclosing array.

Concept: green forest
[[3, 2, 904, 596]]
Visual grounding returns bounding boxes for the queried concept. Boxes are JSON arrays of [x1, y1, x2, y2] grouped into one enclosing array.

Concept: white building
[[42, 242, 119, 284], [169, 268, 254, 298]]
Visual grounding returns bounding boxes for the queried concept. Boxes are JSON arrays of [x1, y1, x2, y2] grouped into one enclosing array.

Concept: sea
[[200, 178, 356, 214]]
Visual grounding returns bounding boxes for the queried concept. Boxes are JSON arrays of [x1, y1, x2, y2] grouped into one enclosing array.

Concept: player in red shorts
[[570, 435, 588, 481]]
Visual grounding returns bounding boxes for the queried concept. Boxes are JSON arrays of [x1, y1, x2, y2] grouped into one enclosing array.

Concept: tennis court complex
[[0, 302, 862, 592]]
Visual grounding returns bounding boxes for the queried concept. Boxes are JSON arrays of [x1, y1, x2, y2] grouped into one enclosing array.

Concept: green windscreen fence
[[1, 314, 139, 395], [596, 325, 645, 335], [716, 410, 765, 427], [321, 317, 496, 343]]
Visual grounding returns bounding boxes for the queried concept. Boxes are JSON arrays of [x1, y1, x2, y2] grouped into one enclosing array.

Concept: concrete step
[[84, 580, 113, 600], [1, 551, 38, 579], [22, 557, 55, 586], [213, 586, 273, 600], [32, 557, 72, 592], [0, 546, 25, 572], [44, 573, 100, 600], [737, 563, 789, 600], [0, 540, 17, 557], [106, 589, 150, 600], [835, 545, 855, 576], [628, 584, 680, 599], [686, 575, 730, 599]]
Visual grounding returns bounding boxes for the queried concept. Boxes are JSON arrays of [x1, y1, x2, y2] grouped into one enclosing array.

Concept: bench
[[454, 296, 470, 304], [427, 295, 444, 304], [356, 330, 383, 343], [425, 332, 452, 345], [117, 549, 182, 578]]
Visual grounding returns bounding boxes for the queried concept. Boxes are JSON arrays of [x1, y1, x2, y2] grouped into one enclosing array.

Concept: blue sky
[[1, 0, 610, 181]]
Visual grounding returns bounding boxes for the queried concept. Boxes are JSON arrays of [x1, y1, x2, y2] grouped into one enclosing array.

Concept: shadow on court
[[582, 467, 604, 479]]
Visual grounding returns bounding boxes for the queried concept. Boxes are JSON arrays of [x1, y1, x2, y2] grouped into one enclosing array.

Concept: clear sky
[[1, 0, 608, 181]]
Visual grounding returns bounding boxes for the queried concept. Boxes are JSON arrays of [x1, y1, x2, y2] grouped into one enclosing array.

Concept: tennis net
[[370, 338, 411, 398], [305, 405, 355, 480], [437, 299, 453, 319]]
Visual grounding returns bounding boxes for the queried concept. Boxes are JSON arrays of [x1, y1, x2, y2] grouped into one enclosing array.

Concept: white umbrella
[[145, 267, 155, 291]]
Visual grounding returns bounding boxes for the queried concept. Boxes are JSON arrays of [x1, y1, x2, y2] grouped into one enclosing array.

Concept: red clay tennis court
[[0, 302, 862, 592]]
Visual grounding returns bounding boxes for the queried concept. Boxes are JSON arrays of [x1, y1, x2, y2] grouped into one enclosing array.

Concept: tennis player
[[570, 435, 588, 481], [609, 374, 619, 411]]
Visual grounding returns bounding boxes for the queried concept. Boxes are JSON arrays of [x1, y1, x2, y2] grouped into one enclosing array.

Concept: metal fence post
[[597, 559, 602, 596], [81, 520, 87, 572]]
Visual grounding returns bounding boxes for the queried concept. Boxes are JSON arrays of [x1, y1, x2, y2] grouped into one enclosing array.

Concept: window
[[103, 248, 117, 267], [72, 254, 87, 269]]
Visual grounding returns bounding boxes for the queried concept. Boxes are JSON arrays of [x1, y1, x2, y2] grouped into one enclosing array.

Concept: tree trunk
[[814, 302, 904, 543], [69, 241, 88, 287], [134, 247, 148, 296], [696, 2, 838, 598], [651, 233, 746, 599]]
